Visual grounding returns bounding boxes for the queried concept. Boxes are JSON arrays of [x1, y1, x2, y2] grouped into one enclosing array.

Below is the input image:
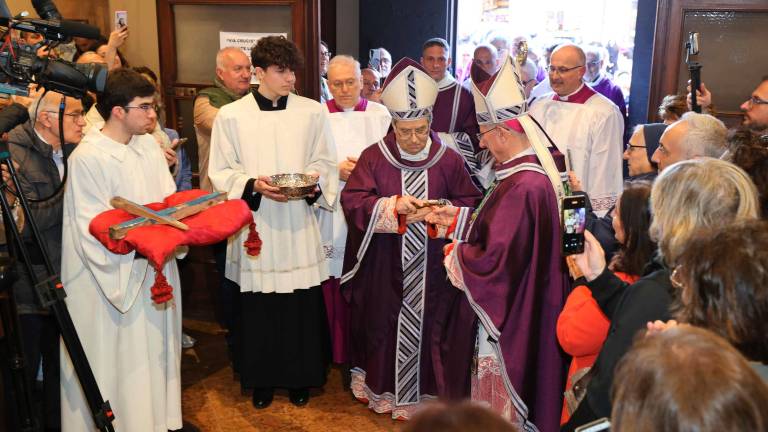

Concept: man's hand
[[686, 81, 712, 110], [425, 205, 459, 226], [567, 171, 583, 193], [339, 156, 357, 181], [395, 195, 423, 214], [255, 175, 288, 202], [406, 207, 431, 224], [571, 230, 606, 282], [163, 147, 177, 167]]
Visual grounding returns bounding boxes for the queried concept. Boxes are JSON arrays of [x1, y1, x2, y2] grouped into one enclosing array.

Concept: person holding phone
[[425, 56, 570, 432]]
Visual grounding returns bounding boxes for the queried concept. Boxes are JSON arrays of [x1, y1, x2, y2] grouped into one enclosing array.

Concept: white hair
[[583, 44, 608, 63], [328, 55, 361, 77], [678, 112, 728, 159], [28, 91, 65, 127], [216, 47, 248, 70]]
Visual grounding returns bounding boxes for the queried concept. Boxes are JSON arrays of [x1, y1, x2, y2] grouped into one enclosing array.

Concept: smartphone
[[175, 137, 188, 148], [369, 48, 381, 71], [114, 10, 127, 30], [574, 418, 611, 432], [562, 195, 587, 255]]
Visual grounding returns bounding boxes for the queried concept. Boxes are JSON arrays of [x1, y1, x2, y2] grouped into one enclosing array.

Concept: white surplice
[[529, 85, 624, 215], [209, 92, 339, 293], [317, 101, 390, 277], [60, 129, 182, 432]]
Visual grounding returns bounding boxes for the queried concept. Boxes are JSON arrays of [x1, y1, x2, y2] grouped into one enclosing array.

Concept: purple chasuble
[[436, 153, 570, 432], [432, 79, 482, 178], [588, 75, 627, 118], [340, 131, 481, 417]]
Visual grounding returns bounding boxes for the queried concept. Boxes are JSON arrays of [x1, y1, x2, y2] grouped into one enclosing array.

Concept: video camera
[[0, 0, 107, 99]]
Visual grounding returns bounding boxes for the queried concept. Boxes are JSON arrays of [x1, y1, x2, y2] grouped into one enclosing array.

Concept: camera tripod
[[0, 114, 115, 431]]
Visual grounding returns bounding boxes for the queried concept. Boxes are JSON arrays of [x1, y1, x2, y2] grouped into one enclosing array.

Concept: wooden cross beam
[[109, 192, 227, 240]]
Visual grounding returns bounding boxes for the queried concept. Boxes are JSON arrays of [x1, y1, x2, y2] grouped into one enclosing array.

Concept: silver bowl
[[270, 173, 318, 200]]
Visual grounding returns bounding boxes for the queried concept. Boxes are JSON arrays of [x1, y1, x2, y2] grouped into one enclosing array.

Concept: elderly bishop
[[340, 58, 481, 420]]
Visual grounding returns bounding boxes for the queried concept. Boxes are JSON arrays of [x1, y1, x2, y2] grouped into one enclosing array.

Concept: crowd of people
[[1, 22, 767, 432]]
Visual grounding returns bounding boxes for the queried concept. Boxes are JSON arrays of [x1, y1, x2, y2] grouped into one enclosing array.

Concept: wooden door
[[156, 0, 321, 180], [649, 0, 768, 125]]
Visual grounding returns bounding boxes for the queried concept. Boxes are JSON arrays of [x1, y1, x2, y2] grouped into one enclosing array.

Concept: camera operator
[[5, 90, 86, 431], [688, 77, 768, 133]]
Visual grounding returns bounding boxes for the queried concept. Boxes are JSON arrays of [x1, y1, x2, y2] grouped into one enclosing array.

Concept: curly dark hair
[[657, 94, 688, 123], [673, 220, 768, 363], [727, 126, 768, 217], [250, 35, 304, 71], [609, 181, 656, 276]]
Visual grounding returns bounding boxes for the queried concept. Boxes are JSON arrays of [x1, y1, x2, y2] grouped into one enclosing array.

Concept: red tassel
[[151, 267, 174, 304], [244, 222, 262, 256]]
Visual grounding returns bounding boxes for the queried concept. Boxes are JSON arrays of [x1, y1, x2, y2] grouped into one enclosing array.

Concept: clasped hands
[[396, 197, 460, 225]]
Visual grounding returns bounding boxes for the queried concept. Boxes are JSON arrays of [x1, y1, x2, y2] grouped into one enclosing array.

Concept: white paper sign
[[219, 32, 287, 84]]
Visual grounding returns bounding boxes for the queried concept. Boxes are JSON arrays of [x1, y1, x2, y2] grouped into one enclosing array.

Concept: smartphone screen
[[562, 195, 587, 255], [369, 48, 381, 71], [115, 10, 127, 30]]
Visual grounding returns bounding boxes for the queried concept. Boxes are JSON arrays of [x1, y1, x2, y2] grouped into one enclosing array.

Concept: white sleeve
[[208, 110, 252, 200], [64, 154, 147, 313], [305, 110, 340, 211], [586, 106, 624, 216]]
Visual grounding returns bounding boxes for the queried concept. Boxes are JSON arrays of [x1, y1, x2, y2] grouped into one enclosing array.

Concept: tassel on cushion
[[151, 267, 174, 304], [244, 222, 262, 256]]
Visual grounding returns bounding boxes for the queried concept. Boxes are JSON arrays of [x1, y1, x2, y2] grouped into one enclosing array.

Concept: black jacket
[[7, 120, 74, 313], [562, 256, 673, 430]]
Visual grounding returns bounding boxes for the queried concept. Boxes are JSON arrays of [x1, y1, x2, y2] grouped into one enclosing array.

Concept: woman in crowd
[[647, 220, 768, 381], [657, 93, 688, 124], [557, 181, 655, 424], [563, 158, 760, 430], [612, 326, 768, 432]]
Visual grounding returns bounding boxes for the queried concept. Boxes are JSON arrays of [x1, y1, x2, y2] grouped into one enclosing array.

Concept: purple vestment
[[588, 74, 627, 119], [340, 131, 481, 418], [432, 79, 482, 182], [436, 153, 570, 432]]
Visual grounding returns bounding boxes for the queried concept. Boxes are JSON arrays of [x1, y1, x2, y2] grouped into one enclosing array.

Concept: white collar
[[500, 146, 536, 165], [586, 73, 605, 86], [437, 74, 456, 90], [558, 83, 585, 101], [398, 136, 432, 161]]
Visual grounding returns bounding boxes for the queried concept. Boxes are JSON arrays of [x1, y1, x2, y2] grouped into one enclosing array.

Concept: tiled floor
[[180, 319, 404, 432]]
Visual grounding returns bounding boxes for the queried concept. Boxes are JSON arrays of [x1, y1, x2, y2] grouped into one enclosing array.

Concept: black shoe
[[252, 388, 274, 409], [289, 388, 310, 406]]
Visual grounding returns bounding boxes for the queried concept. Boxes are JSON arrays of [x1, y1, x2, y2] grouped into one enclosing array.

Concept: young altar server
[[60, 68, 183, 431], [340, 57, 482, 420], [208, 36, 338, 409]]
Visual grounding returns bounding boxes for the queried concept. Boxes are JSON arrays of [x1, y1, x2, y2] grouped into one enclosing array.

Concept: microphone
[[31, 0, 61, 20], [0, 0, 12, 19], [0, 103, 30, 135]]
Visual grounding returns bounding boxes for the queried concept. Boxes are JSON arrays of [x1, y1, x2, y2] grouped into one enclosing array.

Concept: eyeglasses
[[329, 79, 359, 90], [475, 126, 500, 141], [547, 65, 584, 75], [625, 144, 646, 152], [44, 110, 85, 120], [321, 50, 332, 58], [123, 104, 159, 113], [747, 95, 768, 106], [395, 126, 429, 139]]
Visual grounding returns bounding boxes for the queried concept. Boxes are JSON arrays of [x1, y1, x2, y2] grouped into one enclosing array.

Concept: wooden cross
[[109, 192, 227, 240]]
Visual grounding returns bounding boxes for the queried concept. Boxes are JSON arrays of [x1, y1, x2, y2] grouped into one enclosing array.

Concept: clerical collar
[[498, 146, 536, 167], [253, 87, 288, 111], [437, 74, 456, 90], [553, 83, 595, 104], [586, 73, 605, 87], [326, 98, 368, 113], [398, 136, 432, 161]]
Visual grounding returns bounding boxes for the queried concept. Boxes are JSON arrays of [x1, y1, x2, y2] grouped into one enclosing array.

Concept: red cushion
[[88, 190, 257, 303]]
